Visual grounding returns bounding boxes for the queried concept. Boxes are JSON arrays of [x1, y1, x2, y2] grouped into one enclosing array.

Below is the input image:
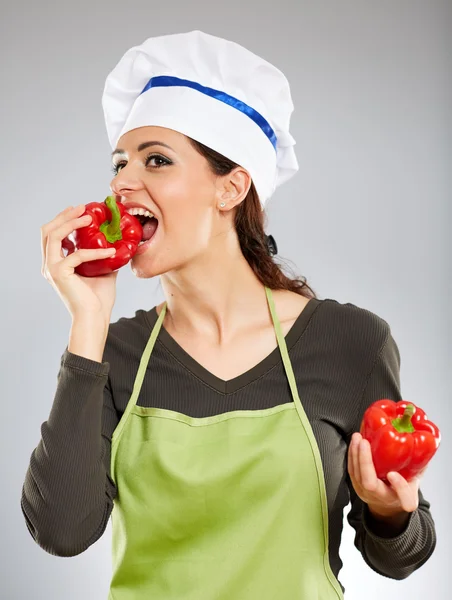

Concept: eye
[[111, 153, 171, 175]]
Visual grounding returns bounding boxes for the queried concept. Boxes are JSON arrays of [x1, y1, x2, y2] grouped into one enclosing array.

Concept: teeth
[[126, 207, 155, 219]]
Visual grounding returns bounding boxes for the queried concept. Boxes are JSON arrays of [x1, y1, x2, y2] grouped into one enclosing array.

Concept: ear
[[216, 167, 252, 210]]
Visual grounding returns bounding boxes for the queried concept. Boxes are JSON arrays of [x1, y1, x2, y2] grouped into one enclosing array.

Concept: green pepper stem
[[391, 403, 416, 433], [99, 196, 123, 243]]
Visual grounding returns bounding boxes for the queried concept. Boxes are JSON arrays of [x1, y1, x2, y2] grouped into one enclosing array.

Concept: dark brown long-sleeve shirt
[[20, 295, 437, 595]]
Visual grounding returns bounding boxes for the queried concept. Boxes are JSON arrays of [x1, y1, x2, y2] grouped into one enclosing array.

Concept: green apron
[[108, 285, 345, 599]]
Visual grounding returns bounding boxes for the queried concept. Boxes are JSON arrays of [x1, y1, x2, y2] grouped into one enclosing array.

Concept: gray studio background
[[2, 1, 450, 598]]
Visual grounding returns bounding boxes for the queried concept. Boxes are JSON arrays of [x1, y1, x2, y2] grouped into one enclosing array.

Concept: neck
[[159, 247, 269, 347]]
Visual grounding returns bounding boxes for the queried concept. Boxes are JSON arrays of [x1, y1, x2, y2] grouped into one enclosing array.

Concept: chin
[[130, 263, 161, 279], [129, 256, 162, 278], [129, 245, 193, 279]]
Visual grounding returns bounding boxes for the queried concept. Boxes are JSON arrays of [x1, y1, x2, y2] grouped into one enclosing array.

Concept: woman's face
[[110, 125, 246, 279]]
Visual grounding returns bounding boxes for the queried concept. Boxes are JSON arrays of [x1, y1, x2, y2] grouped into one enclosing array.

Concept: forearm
[[348, 484, 437, 580], [356, 500, 437, 580], [69, 316, 110, 362], [21, 347, 115, 557]]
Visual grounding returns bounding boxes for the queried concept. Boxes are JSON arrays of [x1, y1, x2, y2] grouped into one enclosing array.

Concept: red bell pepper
[[360, 399, 441, 482], [62, 195, 143, 277]]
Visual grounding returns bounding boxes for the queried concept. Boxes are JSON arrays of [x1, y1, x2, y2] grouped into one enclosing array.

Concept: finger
[[46, 214, 93, 267], [358, 438, 378, 492], [386, 471, 418, 512], [352, 436, 361, 485], [41, 204, 83, 268], [45, 247, 117, 283], [41, 204, 80, 233], [41, 205, 74, 268], [64, 247, 117, 270], [41, 204, 82, 247], [347, 437, 355, 481], [360, 443, 401, 507]]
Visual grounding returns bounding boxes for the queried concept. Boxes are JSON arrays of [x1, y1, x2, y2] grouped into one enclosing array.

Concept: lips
[[120, 199, 157, 217]]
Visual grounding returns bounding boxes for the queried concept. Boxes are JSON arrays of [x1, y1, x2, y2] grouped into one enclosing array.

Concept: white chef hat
[[102, 30, 299, 209]]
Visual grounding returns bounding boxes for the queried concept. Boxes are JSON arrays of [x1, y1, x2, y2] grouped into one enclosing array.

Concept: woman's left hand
[[348, 432, 427, 516]]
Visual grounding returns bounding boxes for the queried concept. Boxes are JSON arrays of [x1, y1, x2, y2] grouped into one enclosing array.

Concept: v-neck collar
[[144, 297, 322, 395]]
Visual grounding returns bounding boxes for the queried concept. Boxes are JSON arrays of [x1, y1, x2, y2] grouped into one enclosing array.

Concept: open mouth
[[134, 214, 159, 246]]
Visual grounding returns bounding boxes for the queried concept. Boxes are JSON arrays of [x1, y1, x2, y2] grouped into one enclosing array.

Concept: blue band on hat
[[140, 75, 277, 151]]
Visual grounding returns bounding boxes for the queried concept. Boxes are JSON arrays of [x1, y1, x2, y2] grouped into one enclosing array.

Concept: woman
[[21, 30, 436, 598]]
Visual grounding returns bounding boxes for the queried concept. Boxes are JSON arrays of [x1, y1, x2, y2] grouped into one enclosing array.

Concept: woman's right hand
[[41, 204, 119, 322]]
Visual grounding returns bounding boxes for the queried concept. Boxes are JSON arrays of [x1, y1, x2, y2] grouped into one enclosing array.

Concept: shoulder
[[319, 295, 391, 331], [103, 307, 156, 361], [108, 307, 153, 336], [315, 296, 393, 365]]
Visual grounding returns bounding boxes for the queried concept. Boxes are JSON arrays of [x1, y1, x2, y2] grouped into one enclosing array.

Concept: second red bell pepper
[[360, 399, 441, 482]]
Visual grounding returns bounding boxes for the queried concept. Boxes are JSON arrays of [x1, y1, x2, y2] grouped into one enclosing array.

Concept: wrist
[[69, 317, 110, 363], [365, 503, 413, 538], [71, 313, 110, 331], [367, 503, 412, 527], [367, 504, 406, 520]]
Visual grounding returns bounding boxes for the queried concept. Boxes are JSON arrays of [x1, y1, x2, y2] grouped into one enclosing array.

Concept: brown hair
[[188, 138, 318, 300]]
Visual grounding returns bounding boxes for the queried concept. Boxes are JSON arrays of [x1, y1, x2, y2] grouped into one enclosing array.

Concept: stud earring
[[220, 202, 226, 208]]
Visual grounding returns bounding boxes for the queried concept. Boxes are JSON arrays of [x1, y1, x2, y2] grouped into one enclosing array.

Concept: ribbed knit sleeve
[[345, 327, 437, 579], [20, 348, 118, 557]]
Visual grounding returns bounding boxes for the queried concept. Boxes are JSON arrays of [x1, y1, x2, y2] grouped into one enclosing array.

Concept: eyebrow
[[111, 140, 174, 158]]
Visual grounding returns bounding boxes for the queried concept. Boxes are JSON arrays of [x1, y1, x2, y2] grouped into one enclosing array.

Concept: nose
[[110, 173, 143, 198]]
